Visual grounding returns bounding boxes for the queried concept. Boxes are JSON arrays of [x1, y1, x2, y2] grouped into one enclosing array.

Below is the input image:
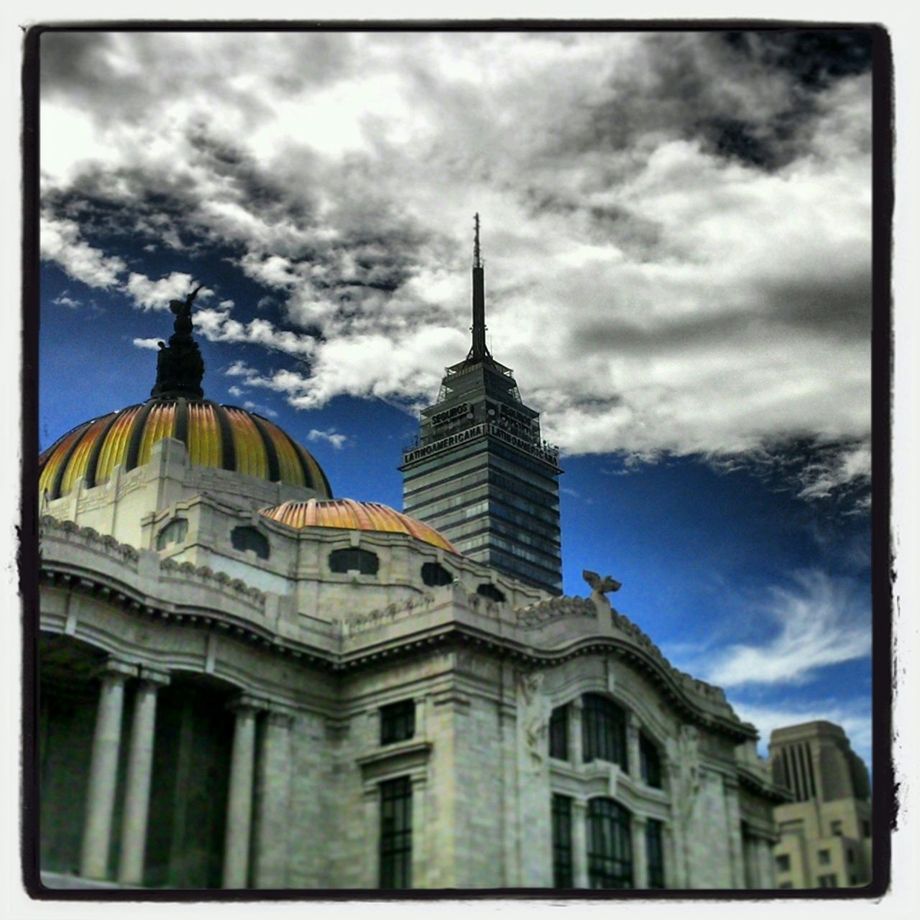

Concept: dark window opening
[[379, 776, 412, 889], [329, 547, 379, 575], [645, 819, 665, 889], [231, 525, 269, 559], [549, 705, 569, 761], [818, 873, 838, 888], [639, 732, 662, 788], [587, 798, 632, 889], [476, 583, 506, 603], [551, 794, 573, 888], [156, 517, 187, 550], [582, 694, 628, 771], [862, 820, 871, 838], [776, 854, 791, 872], [380, 700, 415, 746], [819, 849, 831, 865], [830, 820, 843, 836], [421, 562, 453, 587]]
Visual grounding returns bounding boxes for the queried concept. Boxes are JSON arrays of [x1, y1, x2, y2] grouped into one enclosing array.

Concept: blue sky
[[37, 29, 873, 764]]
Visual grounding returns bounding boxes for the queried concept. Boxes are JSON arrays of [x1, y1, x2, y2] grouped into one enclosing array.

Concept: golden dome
[[39, 398, 332, 500], [260, 498, 457, 553]]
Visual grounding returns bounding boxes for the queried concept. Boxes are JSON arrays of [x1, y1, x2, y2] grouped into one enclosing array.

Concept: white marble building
[[35, 291, 786, 891]]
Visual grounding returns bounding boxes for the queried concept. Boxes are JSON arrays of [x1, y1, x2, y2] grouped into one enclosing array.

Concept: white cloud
[[132, 337, 162, 351], [38, 33, 872, 493], [797, 443, 871, 501], [307, 428, 348, 450], [703, 569, 871, 688], [124, 272, 210, 311], [40, 213, 125, 288]]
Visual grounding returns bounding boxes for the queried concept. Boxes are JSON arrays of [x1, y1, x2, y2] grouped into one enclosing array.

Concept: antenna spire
[[468, 214, 491, 361]]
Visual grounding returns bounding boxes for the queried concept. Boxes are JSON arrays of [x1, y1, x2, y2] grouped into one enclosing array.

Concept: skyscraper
[[401, 216, 563, 595]]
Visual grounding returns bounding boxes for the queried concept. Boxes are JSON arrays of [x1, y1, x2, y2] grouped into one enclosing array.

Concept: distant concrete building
[[401, 216, 563, 596], [769, 721, 872, 889], [34, 237, 785, 891]]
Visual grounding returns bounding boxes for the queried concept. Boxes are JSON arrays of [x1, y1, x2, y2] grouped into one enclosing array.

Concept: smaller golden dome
[[261, 499, 458, 553]]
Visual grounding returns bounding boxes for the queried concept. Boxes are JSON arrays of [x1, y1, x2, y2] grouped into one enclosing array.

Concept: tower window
[[549, 705, 569, 761], [587, 798, 633, 889], [818, 874, 838, 888], [329, 547, 379, 575], [639, 732, 662, 788], [156, 517, 187, 550], [379, 776, 412, 889], [380, 700, 415, 746], [476, 583, 506, 603], [776, 854, 791, 872], [645, 819, 665, 889], [582, 694, 628, 771], [421, 562, 453, 587], [551, 794, 573, 888], [231, 525, 269, 559]]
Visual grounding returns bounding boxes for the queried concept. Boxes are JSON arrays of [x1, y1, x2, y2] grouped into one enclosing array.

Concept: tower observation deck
[[400, 216, 563, 595]]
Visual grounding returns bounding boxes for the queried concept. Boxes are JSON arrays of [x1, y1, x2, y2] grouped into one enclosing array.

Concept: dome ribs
[[214, 403, 237, 472], [83, 411, 123, 489], [124, 400, 159, 473], [248, 414, 282, 483]]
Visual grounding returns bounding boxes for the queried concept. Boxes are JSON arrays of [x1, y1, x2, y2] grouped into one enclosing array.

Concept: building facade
[[34, 263, 786, 892], [401, 216, 563, 595], [769, 721, 872, 889]]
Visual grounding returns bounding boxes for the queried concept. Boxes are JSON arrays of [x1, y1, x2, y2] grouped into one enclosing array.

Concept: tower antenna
[[469, 213, 491, 361]]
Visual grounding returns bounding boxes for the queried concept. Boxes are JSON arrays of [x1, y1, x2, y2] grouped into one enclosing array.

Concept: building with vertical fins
[[35, 252, 789, 894], [768, 722, 872, 889], [401, 216, 564, 595]]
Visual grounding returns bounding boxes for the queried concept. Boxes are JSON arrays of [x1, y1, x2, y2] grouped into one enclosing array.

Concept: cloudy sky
[[37, 28, 874, 763]]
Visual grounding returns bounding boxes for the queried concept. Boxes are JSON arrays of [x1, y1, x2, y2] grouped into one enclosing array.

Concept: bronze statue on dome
[[151, 284, 206, 399]]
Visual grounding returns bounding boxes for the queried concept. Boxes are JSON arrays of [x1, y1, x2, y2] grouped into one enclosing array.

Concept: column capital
[[265, 705, 296, 729], [95, 659, 136, 681], [138, 666, 170, 687], [227, 693, 270, 715]]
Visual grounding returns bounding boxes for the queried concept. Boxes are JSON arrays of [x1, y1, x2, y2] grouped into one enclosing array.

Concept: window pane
[[380, 700, 416, 745], [551, 795, 573, 888], [549, 706, 568, 760], [587, 798, 633, 889], [582, 694, 627, 771], [379, 777, 412, 888], [645, 819, 665, 888], [639, 733, 662, 788]]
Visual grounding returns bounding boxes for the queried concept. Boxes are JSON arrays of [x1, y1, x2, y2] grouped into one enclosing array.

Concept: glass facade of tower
[[401, 354, 563, 595]]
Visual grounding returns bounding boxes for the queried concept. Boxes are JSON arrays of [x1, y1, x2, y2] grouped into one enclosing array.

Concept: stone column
[[80, 660, 134, 880], [627, 714, 641, 779], [663, 823, 677, 889], [222, 698, 260, 889], [631, 815, 648, 888], [410, 774, 427, 888], [570, 699, 584, 764], [118, 668, 170, 886], [253, 709, 293, 889], [363, 787, 379, 888], [723, 780, 745, 887], [572, 799, 589, 888], [757, 837, 775, 889]]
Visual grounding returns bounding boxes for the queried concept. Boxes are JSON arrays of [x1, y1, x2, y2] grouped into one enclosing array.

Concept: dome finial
[[150, 285, 206, 399]]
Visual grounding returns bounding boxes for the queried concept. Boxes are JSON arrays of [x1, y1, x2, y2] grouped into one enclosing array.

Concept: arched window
[[156, 517, 187, 550], [639, 732, 662, 788], [329, 547, 379, 575], [231, 526, 270, 559], [421, 562, 453, 587], [587, 798, 633, 889], [476, 583, 506, 603], [582, 694, 628, 770]]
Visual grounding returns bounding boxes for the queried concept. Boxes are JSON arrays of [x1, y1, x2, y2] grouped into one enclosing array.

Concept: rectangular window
[[830, 820, 843, 836], [862, 820, 871, 838], [549, 706, 569, 760], [818, 873, 838, 888], [582, 694, 628, 771], [847, 849, 855, 864], [776, 854, 791, 872], [819, 849, 831, 865], [551, 794, 573, 887], [380, 700, 415, 746], [645, 819, 665, 889], [779, 882, 794, 889], [379, 777, 412, 889], [587, 798, 633, 889], [639, 733, 662, 788]]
